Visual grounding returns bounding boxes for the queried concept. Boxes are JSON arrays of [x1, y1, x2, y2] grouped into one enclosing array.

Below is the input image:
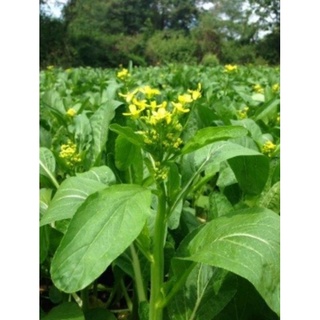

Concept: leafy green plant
[[40, 65, 280, 320]]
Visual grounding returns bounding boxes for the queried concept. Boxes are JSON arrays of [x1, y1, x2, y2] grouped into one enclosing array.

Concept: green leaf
[[40, 225, 51, 264], [182, 126, 248, 154], [84, 308, 117, 320], [40, 188, 52, 216], [115, 135, 141, 171], [42, 302, 84, 320], [40, 147, 56, 181], [208, 192, 234, 220], [51, 184, 151, 293], [167, 265, 237, 320], [181, 141, 264, 186], [109, 124, 144, 147], [40, 166, 116, 226], [73, 113, 92, 152], [90, 101, 118, 164], [259, 182, 280, 214], [254, 99, 280, 124], [231, 119, 263, 143], [252, 93, 265, 102], [179, 208, 280, 316], [214, 276, 279, 320], [228, 154, 270, 195]]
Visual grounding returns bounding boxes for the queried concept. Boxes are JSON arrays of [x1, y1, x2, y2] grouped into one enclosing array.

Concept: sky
[[41, 0, 68, 18]]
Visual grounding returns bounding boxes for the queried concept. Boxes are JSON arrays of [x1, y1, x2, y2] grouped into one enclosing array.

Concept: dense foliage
[[40, 64, 280, 320], [40, 0, 280, 68]]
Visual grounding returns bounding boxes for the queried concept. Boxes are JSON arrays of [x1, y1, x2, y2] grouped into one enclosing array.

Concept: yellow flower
[[262, 140, 276, 156], [172, 102, 190, 114], [139, 86, 161, 99], [224, 64, 238, 72], [119, 89, 138, 103], [123, 104, 142, 119], [253, 84, 264, 93], [117, 68, 130, 80], [66, 108, 77, 117], [132, 97, 147, 111], [150, 107, 172, 125], [237, 106, 249, 119], [178, 94, 193, 105], [188, 83, 202, 100], [59, 140, 82, 166], [272, 83, 280, 93]]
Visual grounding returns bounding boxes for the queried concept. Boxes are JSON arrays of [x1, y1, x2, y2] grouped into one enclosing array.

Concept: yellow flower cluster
[[224, 64, 238, 73], [59, 140, 82, 167], [117, 68, 130, 81], [272, 83, 280, 93], [253, 84, 264, 93], [66, 108, 77, 117], [262, 140, 276, 157], [120, 84, 201, 127], [237, 106, 249, 119], [120, 84, 201, 180]]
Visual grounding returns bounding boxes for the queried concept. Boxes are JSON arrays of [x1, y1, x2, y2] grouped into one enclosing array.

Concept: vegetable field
[[40, 63, 280, 320]]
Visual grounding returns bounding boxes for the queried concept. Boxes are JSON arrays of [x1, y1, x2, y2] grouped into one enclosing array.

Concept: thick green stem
[[149, 183, 167, 320], [130, 244, 147, 303]]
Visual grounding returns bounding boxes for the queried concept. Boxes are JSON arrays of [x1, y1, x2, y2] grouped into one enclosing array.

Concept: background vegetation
[[40, 0, 280, 68]]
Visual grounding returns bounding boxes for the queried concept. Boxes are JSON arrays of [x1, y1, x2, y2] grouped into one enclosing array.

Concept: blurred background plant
[[40, 0, 280, 68]]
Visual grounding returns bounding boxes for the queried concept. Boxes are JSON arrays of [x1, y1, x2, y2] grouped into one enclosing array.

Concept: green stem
[[120, 279, 133, 311], [149, 183, 167, 320], [81, 287, 89, 312], [159, 262, 196, 308], [130, 244, 147, 303], [71, 292, 82, 307]]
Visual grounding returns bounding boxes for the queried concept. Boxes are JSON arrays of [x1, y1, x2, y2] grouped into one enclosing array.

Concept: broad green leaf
[[181, 141, 264, 186], [179, 208, 280, 316], [40, 166, 116, 226], [40, 147, 56, 181], [109, 124, 144, 147], [167, 264, 237, 320], [42, 302, 84, 320], [90, 101, 119, 164], [182, 126, 248, 154], [228, 154, 270, 195], [51, 184, 151, 293]]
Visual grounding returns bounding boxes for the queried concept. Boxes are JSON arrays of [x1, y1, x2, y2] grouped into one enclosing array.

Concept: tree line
[[40, 0, 280, 68]]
